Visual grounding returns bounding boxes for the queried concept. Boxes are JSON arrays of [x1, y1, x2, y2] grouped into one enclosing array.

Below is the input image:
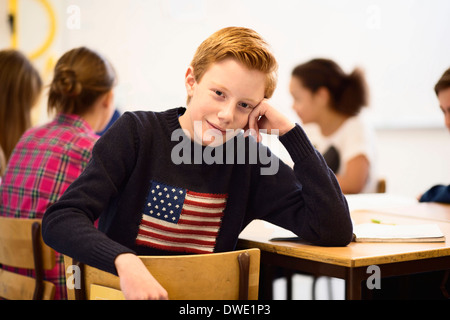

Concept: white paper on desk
[[353, 223, 445, 242], [269, 223, 297, 239], [239, 220, 297, 239]]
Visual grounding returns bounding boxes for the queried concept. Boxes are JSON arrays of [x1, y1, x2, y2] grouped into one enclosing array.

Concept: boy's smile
[[179, 58, 266, 146]]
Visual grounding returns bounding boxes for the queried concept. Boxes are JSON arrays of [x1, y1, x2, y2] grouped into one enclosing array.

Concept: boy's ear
[[185, 66, 196, 96]]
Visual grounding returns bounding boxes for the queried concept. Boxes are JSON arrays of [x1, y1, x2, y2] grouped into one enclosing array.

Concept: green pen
[[371, 219, 395, 225]]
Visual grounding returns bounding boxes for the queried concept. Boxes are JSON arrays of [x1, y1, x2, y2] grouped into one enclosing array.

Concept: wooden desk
[[238, 199, 450, 300]]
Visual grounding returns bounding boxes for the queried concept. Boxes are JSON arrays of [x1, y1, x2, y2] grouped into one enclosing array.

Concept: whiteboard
[[26, 0, 450, 129]]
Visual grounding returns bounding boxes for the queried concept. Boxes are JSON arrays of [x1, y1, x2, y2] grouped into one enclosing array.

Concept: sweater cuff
[[278, 124, 315, 161], [91, 240, 137, 275]]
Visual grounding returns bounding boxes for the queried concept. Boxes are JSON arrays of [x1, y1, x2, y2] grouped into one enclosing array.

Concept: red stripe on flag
[[135, 239, 212, 254], [140, 219, 219, 237], [187, 190, 228, 199], [183, 198, 226, 208], [178, 217, 222, 227], [138, 229, 216, 246], [181, 209, 225, 218]]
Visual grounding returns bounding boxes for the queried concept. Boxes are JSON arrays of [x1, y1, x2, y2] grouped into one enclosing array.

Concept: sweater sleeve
[[42, 113, 139, 275], [419, 185, 450, 204], [249, 124, 353, 246]]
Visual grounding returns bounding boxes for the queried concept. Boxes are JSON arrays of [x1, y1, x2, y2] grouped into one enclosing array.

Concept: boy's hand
[[115, 253, 169, 300], [246, 99, 295, 142]]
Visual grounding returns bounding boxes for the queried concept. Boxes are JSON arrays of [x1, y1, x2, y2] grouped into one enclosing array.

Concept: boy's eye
[[239, 102, 252, 109], [214, 90, 224, 97]]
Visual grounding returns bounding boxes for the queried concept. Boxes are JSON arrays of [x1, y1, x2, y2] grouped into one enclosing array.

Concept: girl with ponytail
[[0, 47, 117, 299], [290, 58, 376, 193]]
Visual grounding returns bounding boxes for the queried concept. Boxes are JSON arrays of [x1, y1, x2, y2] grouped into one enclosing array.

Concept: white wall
[[1, 0, 449, 195], [376, 127, 450, 197], [4, 0, 449, 126]]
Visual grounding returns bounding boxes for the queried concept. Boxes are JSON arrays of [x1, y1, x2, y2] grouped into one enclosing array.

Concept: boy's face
[[438, 87, 450, 132], [179, 58, 266, 146]]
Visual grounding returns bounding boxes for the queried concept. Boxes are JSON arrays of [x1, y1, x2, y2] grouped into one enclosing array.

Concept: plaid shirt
[[0, 113, 99, 300]]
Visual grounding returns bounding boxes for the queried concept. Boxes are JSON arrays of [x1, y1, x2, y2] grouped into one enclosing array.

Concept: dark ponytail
[[337, 68, 369, 116], [292, 59, 369, 116]]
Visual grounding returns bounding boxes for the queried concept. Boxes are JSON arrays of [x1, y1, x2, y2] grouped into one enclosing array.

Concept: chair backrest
[[64, 248, 260, 300], [376, 178, 386, 193], [0, 216, 56, 300]]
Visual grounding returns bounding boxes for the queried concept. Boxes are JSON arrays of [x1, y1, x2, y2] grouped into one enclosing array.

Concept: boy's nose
[[217, 103, 235, 123]]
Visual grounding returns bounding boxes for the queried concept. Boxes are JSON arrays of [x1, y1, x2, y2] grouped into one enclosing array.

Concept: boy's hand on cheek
[[247, 99, 295, 142]]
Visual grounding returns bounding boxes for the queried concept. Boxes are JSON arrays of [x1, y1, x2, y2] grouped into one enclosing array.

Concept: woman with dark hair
[[290, 58, 376, 194]]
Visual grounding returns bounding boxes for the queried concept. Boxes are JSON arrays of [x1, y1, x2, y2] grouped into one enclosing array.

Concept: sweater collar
[[165, 107, 186, 133]]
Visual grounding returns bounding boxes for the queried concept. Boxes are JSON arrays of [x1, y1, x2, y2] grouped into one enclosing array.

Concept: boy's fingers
[[247, 108, 263, 142]]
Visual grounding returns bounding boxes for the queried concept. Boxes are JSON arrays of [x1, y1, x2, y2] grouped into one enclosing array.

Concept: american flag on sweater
[[136, 181, 227, 254]]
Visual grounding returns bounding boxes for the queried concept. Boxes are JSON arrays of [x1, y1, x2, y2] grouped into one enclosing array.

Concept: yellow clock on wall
[[8, 0, 58, 125], [8, 0, 57, 60]]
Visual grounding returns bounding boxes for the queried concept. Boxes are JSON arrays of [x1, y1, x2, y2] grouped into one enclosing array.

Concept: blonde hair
[[188, 27, 278, 104], [0, 49, 42, 168], [48, 47, 116, 115]]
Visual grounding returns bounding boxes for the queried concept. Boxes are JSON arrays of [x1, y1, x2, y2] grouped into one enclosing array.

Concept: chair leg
[[312, 276, 317, 300], [440, 270, 450, 299], [70, 259, 86, 300], [327, 277, 333, 300], [286, 270, 293, 300], [31, 222, 44, 300]]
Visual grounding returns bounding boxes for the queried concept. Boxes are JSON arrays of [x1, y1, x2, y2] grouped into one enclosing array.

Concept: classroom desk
[[237, 196, 450, 300]]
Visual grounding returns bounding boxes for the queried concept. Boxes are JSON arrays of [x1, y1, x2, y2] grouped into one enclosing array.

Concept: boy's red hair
[[188, 27, 278, 104]]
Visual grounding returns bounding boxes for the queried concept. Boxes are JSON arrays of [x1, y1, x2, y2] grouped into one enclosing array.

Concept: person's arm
[[42, 112, 167, 299], [246, 100, 353, 246], [419, 185, 450, 204], [336, 154, 370, 194], [43, 113, 137, 273]]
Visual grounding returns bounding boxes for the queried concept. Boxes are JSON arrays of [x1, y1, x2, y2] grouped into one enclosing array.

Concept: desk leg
[[346, 267, 366, 300], [259, 262, 275, 300]]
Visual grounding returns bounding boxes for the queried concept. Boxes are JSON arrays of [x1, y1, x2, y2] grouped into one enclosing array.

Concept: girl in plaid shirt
[[0, 47, 117, 299]]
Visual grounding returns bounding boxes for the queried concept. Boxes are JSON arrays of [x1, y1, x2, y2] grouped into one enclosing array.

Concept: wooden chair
[[0, 217, 56, 300], [64, 248, 260, 300]]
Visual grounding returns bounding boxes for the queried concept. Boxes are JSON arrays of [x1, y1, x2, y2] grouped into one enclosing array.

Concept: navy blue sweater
[[42, 107, 352, 275], [420, 184, 450, 204]]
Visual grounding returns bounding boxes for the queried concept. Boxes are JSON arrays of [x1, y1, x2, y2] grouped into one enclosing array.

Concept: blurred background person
[[419, 67, 450, 204], [0, 49, 42, 177], [290, 58, 376, 194]]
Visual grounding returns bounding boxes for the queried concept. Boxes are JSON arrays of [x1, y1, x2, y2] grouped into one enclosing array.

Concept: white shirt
[[303, 115, 378, 193]]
